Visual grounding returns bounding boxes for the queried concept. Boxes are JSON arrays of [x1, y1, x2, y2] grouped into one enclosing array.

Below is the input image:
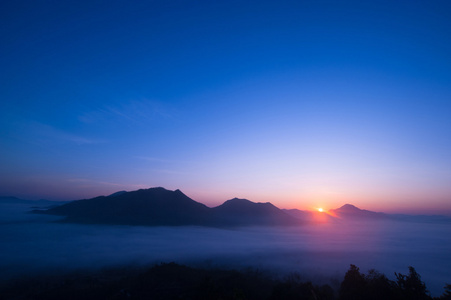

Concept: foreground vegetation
[[0, 263, 450, 300]]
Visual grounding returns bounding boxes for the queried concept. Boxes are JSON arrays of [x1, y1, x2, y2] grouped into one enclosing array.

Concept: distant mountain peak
[[228, 197, 251, 202], [220, 198, 271, 207], [331, 203, 387, 219], [337, 204, 361, 211], [144, 186, 166, 191]]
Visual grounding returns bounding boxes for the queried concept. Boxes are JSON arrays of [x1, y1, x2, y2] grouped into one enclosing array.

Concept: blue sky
[[1, 0, 451, 214]]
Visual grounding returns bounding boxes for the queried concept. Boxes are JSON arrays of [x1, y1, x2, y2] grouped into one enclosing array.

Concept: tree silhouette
[[395, 266, 431, 300], [339, 264, 367, 300], [365, 269, 395, 300], [271, 272, 334, 300], [438, 284, 451, 300]]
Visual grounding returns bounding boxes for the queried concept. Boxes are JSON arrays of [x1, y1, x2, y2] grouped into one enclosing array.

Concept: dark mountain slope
[[330, 204, 387, 219], [36, 189, 300, 227], [34, 191, 451, 227], [39, 187, 212, 226], [212, 198, 300, 226]]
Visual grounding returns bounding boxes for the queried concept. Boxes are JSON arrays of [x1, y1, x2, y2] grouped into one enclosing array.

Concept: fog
[[1, 204, 450, 296]]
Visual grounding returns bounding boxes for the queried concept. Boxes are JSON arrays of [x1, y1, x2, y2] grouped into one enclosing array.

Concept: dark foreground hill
[[35, 187, 300, 227]]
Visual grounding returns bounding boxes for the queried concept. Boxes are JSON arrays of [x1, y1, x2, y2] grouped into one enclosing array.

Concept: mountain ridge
[[29, 188, 451, 226], [212, 197, 298, 226], [34, 188, 300, 227]]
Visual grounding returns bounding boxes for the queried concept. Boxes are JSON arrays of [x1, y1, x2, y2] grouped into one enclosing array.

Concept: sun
[[318, 208, 324, 212]]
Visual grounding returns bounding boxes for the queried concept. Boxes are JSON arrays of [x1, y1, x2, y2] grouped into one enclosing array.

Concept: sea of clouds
[[1, 203, 450, 296]]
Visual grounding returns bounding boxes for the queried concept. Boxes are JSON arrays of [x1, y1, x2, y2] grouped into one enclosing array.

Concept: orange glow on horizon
[[318, 208, 324, 212]]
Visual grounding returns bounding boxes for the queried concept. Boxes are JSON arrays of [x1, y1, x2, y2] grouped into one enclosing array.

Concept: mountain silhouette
[[35, 188, 299, 227], [32, 190, 450, 227], [330, 204, 387, 219], [330, 204, 451, 223], [212, 198, 300, 226], [38, 187, 212, 226]]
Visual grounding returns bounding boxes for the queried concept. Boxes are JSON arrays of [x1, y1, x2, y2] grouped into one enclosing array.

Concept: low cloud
[[0, 204, 450, 297]]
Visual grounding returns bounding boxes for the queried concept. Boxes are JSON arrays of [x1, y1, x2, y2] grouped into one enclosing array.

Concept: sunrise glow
[[0, 1, 450, 216], [1, 2, 451, 297]]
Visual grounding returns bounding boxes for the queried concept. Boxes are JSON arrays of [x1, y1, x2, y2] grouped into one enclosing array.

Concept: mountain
[[329, 204, 451, 223], [212, 198, 300, 226], [35, 188, 299, 227], [33, 190, 451, 227], [330, 204, 387, 219], [37, 187, 212, 226], [285, 204, 451, 224]]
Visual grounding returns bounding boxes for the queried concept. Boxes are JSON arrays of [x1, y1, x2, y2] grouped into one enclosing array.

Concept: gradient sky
[[1, 1, 451, 214]]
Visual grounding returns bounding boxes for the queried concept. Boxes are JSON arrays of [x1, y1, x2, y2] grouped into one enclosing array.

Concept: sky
[[1, 0, 451, 214]]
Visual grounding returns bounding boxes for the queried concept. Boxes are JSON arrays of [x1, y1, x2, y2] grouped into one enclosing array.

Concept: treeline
[[0, 263, 450, 300], [339, 264, 450, 300]]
